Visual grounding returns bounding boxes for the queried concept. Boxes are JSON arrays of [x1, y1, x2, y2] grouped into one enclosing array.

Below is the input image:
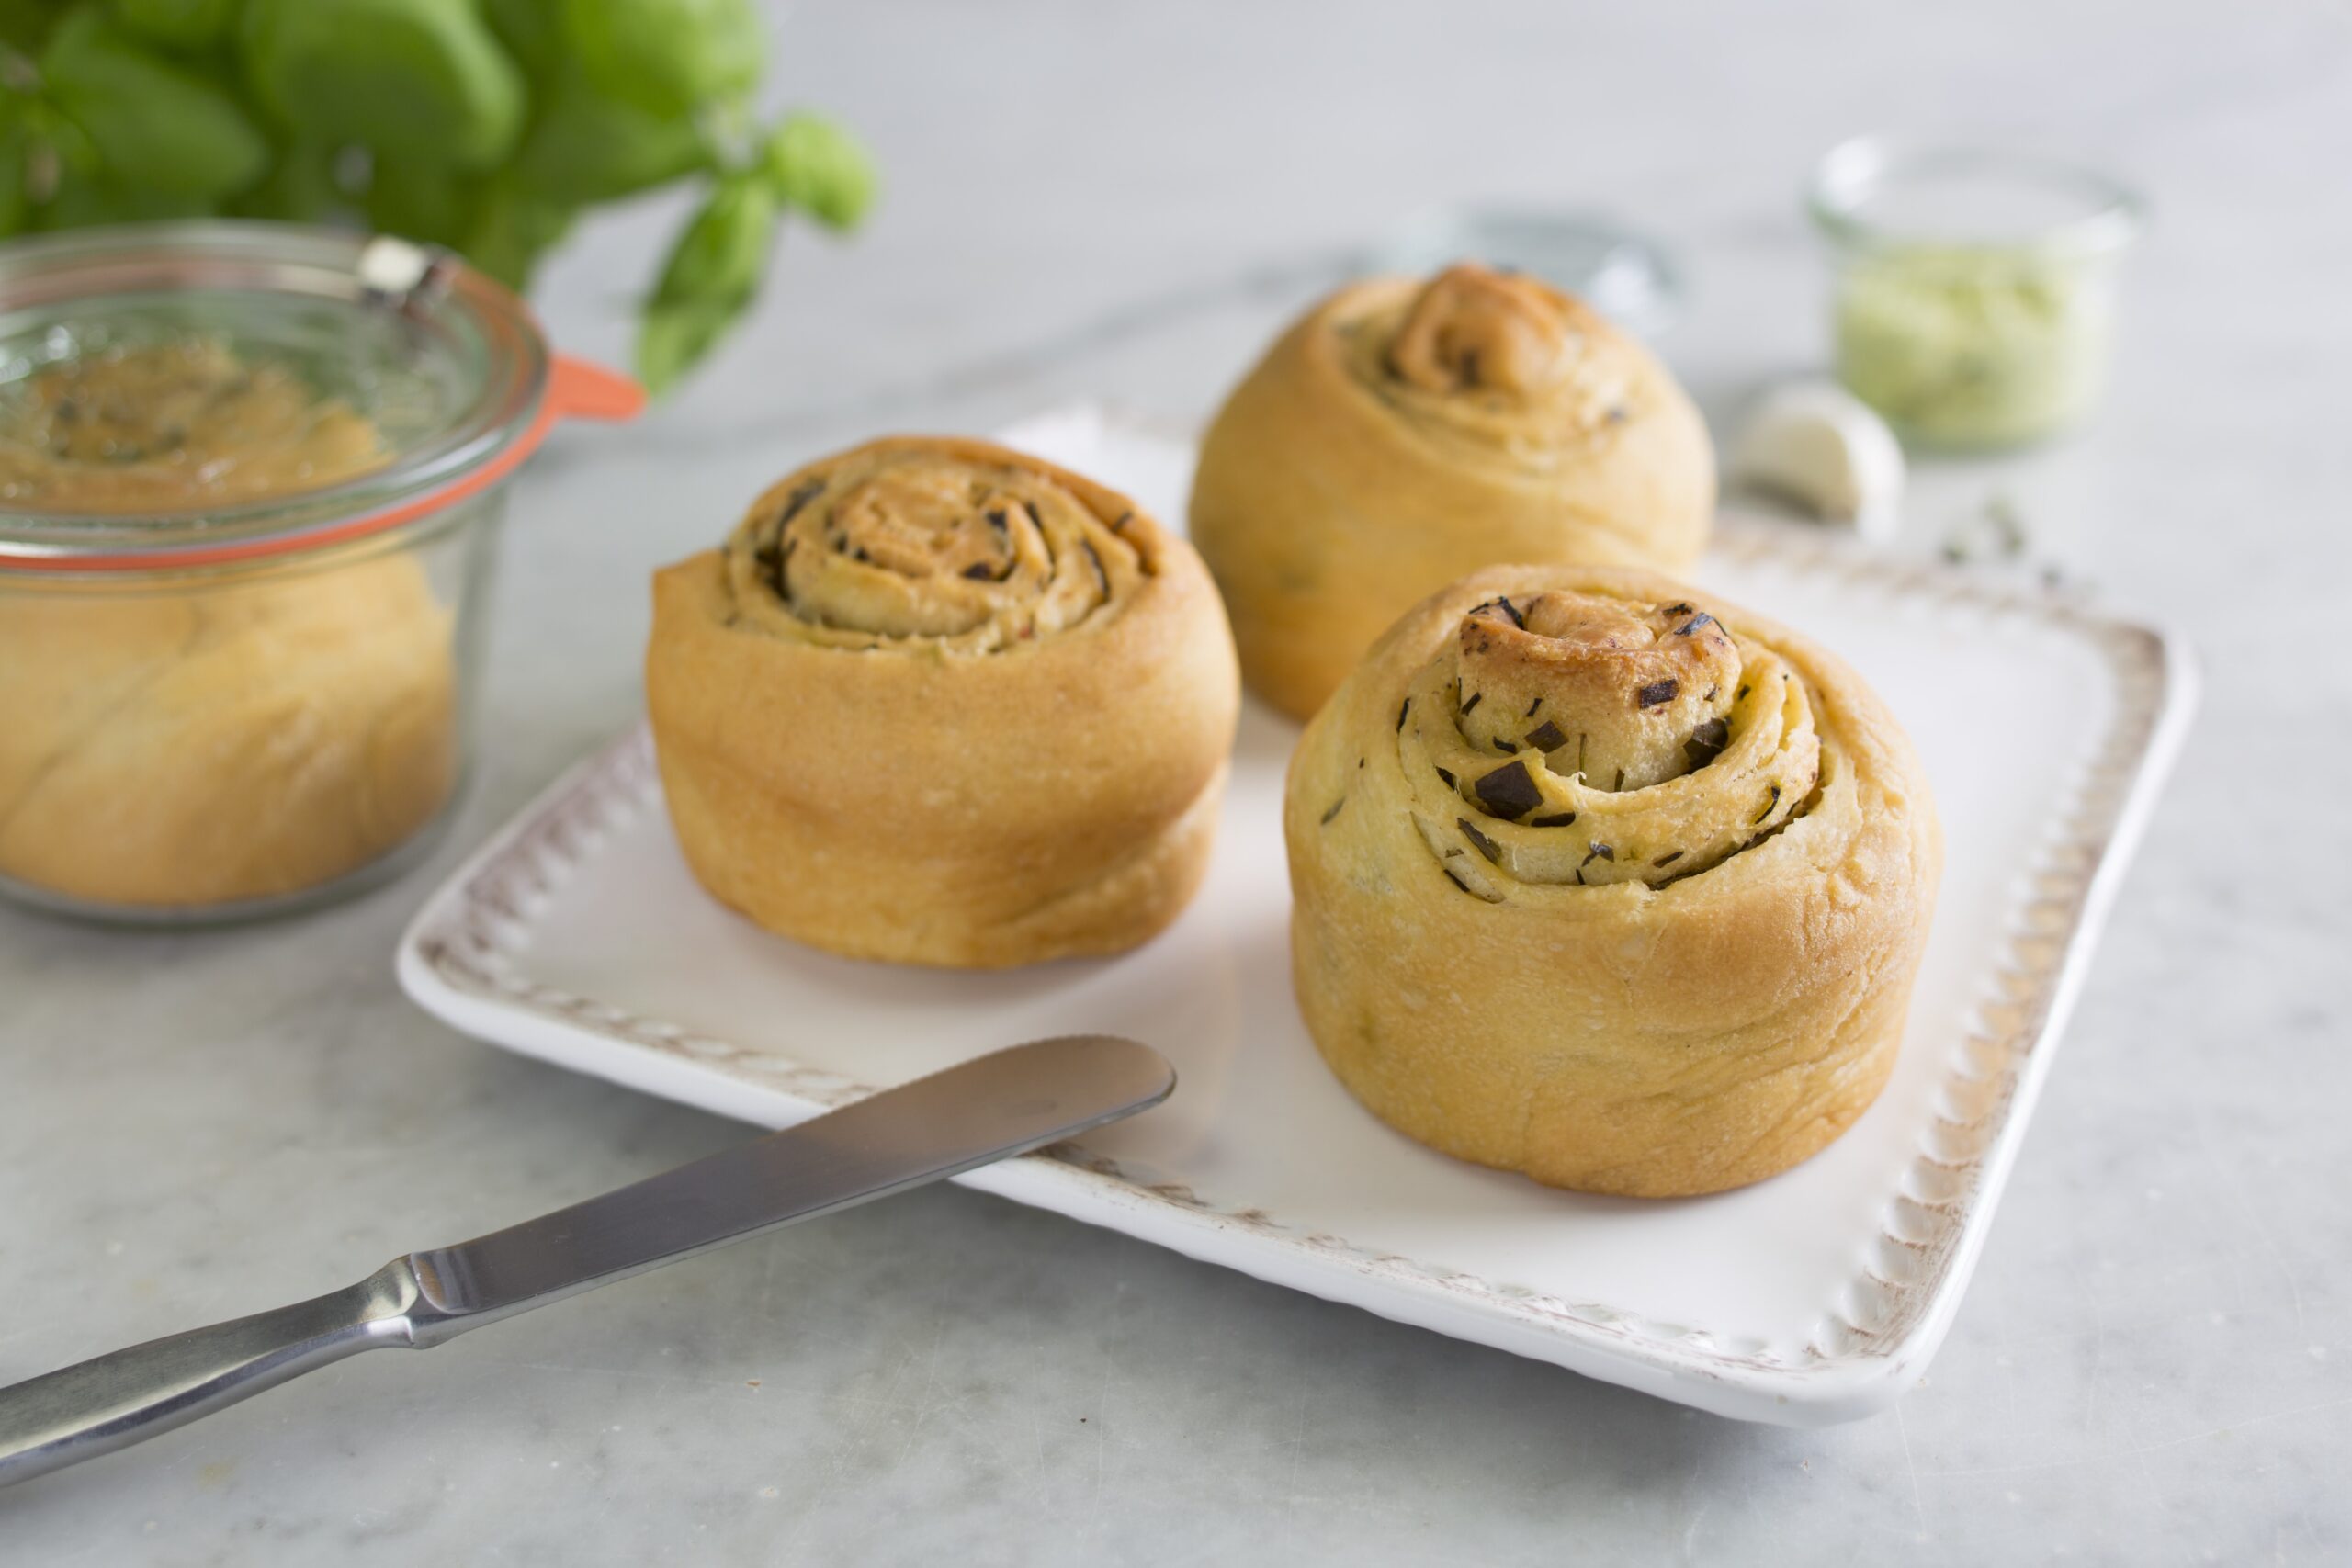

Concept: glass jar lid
[[0, 220, 571, 571], [1807, 138, 2146, 260]]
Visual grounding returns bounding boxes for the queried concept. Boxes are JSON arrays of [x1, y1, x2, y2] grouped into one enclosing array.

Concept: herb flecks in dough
[[780, 479, 826, 523], [1473, 761, 1543, 820], [1685, 717, 1730, 768], [1452, 588, 1737, 791], [1395, 581, 1821, 891], [1469, 595, 1526, 630], [726, 446, 1142, 653]]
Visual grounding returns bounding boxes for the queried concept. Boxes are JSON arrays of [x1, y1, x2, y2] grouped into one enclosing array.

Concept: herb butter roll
[[647, 435, 1239, 968], [1284, 565, 1939, 1197], [1191, 262, 1715, 720]]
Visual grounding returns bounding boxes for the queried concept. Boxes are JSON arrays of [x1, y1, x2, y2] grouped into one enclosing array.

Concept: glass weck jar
[[0, 221, 641, 923], [1808, 138, 2144, 451]]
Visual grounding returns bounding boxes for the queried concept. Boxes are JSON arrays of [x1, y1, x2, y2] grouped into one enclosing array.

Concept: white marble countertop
[[5, 2, 2347, 1562]]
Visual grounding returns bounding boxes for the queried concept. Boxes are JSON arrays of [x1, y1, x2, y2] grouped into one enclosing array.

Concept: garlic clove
[[1728, 380, 1905, 540]]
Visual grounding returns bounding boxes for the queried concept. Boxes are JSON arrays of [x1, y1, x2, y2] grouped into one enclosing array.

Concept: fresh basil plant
[[0, 0, 877, 393]]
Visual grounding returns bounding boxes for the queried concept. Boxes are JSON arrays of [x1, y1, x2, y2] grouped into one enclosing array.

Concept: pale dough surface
[[0, 552, 457, 908]]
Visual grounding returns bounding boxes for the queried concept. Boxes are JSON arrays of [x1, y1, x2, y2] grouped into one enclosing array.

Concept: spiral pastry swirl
[[723, 440, 1138, 651], [1347, 263, 1647, 468], [1192, 263, 1715, 719], [1285, 565, 1939, 1197], [1403, 589, 1819, 896], [648, 437, 1238, 969]]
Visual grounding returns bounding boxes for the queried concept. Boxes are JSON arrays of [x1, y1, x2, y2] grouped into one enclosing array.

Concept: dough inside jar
[[0, 340, 457, 912], [0, 337, 389, 513]]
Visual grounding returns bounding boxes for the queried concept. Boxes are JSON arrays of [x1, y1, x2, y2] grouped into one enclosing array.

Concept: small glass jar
[[0, 221, 639, 923], [1807, 138, 2145, 451]]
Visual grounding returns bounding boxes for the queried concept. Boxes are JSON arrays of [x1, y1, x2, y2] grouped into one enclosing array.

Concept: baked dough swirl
[[1192, 263, 1715, 719], [647, 436, 1239, 968], [1284, 565, 1939, 1197], [0, 337, 383, 511]]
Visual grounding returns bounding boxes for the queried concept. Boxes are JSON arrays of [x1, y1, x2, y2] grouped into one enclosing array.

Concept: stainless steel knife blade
[[407, 1032, 1170, 1327], [0, 1035, 1173, 1490]]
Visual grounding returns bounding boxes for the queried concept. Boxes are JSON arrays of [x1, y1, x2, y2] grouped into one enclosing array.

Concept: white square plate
[[398, 407, 2194, 1425]]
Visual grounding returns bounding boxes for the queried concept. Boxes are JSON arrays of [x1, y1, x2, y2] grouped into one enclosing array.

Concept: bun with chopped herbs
[[647, 436, 1238, 967], [1283, 564, 1939, 1196]]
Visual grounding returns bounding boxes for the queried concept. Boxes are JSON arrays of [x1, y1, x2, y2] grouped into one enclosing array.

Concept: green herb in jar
[[1833, 244, 2115, 450]]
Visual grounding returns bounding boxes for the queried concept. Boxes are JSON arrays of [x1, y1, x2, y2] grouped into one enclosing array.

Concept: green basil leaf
[[0, 115, 29, 235], [759, 112, 876, 231], [17, 95, 99, 179], [242, 0, 526, 171], [638, 175, 777, 392], [636, 297, 743, 399], [652, 174, 776, 308], [226, 141, 342, 224], [460, 177, 573, 290], [0, 0, 63, 53], [36, 165, 214, 228], [561, 0, 760, 119], [113, 0, 237, 50], [482, 0, 561, 80], [365, 158, 476, 248], [512, 63, 710, 203], [40, 6, 267, 197]]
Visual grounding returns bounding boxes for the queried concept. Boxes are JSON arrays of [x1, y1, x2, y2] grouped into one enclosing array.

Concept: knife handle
[[0, 1259, 424, 1490]]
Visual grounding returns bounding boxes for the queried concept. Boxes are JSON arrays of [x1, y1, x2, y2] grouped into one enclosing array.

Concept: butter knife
[[0, 1034, 1172, 1490]]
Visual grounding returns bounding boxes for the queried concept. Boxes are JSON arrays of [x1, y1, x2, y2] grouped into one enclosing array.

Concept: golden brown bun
[[0, 553, 456, 908], [647, 435, 1239, 968], [1283, 565, 1939, 1197], [1191, 264, 1716, 719]]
